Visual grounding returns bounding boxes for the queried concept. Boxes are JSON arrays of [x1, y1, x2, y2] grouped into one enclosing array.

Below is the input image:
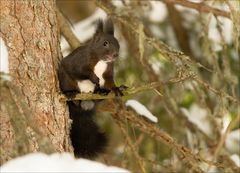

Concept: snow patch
[[188, 0, 204, 3], [0, 152, 130, 172], [60, 8, 127, 59], [0, 37, 9, 74], [208, 15, 233, 51], [181, 104, 212, 136], [126, 99, 158, 123], [230, 154, 240, 167], [149, 1, 167, 22], [221, 113, 231, 134], [225, 129, 240, 154], [72, 8, 107, 42], [61, 8, 107, 56]]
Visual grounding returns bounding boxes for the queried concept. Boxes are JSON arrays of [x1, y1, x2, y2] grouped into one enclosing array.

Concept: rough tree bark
[[0, 0, 71, 164]]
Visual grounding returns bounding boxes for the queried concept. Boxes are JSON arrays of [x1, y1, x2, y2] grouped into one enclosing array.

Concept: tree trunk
[[0, 0, 71, 164]]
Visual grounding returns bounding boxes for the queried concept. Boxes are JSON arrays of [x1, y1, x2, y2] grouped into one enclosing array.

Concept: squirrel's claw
[[118, 85, 128, 91], [112, 85, 127, 96]]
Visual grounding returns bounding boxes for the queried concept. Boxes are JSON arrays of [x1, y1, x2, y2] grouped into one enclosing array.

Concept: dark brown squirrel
[[58, 18, 126, 158]]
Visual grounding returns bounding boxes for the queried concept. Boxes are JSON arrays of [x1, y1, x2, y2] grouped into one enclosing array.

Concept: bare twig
[[166, 2, 194, 57], [207, 114, 240, 171], [225, 0, 240, 55], [115, 119, 146, 173], [164, 0, 231, 19], [56, 8, 80, 50], [194, 77, 239, 104], [110, 101, 205, 173]]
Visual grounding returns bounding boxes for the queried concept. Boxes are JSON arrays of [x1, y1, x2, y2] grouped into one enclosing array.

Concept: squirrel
[[58, 18, 126, 158]]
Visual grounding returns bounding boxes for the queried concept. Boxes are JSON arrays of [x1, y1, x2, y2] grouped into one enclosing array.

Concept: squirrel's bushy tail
[[67, 101, 107, 158]]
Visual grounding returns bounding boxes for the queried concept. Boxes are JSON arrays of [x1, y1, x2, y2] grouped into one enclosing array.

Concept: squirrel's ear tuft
[[104, 18, 114, 35], [95, 19, 104, 35]]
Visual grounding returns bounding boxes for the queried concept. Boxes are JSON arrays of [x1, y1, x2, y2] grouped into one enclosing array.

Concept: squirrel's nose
[[113, 53, 118, 58]]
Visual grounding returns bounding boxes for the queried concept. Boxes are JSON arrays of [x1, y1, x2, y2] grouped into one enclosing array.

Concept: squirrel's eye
[[103, 41, 109, 47]]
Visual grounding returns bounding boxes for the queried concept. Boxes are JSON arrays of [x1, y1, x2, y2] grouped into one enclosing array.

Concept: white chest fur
[[77, 80, 95, 93], [77, 60, 108, 93], [94, 60, 108, 87]]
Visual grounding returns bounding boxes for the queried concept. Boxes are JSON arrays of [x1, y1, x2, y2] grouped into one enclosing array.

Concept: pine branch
[[164, 0, 231, 19], [60, 73, 196, 101], [207, 115, 240, 171], [110, 101, 205, 173], [116, 119, 147, 173], [60, 82, 163, 101]]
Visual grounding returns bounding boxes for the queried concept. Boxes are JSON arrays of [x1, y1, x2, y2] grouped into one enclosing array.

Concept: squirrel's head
[[90, 18, 120, 62]]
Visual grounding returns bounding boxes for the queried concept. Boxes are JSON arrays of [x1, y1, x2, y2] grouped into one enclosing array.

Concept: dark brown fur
[[58, 18, 125, 158]]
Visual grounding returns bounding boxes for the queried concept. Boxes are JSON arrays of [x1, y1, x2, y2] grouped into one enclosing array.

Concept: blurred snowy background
[[1, 0, 239, 172]]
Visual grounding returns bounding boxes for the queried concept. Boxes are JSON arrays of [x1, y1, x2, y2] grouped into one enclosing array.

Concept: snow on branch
[[126, 99, 158, 123]]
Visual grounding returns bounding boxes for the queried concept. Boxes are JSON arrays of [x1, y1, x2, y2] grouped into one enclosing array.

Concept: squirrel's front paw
[[65, 91, 78, 99], [118, 85, 128, 91], [112, 85, 128, 96], [95, 88, 111, 95]]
